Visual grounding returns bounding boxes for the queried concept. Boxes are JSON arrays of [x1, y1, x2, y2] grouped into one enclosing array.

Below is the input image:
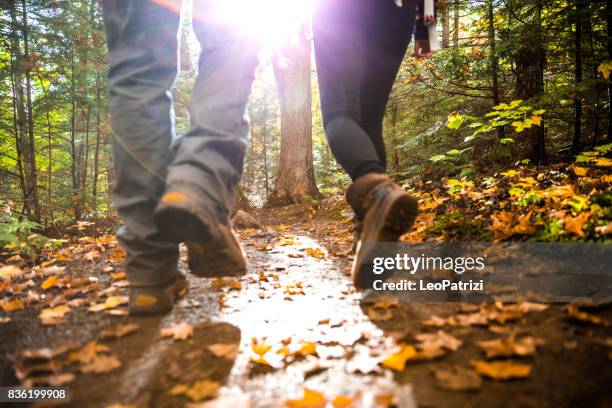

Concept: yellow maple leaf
[[381, 344, 417, 371], [531, 115, 542, 126]]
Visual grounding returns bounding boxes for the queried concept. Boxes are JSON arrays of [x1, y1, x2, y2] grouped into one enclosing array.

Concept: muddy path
[[1, 204, 611, 407]]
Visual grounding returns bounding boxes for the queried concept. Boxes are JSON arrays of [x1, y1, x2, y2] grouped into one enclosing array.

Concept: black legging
[[313, 0, 416, 180]]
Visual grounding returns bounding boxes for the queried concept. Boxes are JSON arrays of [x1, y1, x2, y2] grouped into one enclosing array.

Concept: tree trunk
[[486, 0, 504, 140], [8, 2, 27, 211], [267, 28, 320, 206], [453, 0, 460, 47], [21, 0, 40, 221], [92, 72, 102, 214], [572, 0, 584, 153], [607, 0, 612, 141], [514, 0, 546, 163], [441, 0, 450, 48]]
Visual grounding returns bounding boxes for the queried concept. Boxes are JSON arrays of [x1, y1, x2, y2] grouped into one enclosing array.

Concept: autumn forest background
[[0, 1, 611, 406], [1, 0, 611, 244]]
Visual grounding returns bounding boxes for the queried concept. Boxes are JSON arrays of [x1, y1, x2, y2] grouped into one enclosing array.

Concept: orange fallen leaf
[[572, 166, 588, 176], [304, 248, 325, 259], [286, 388, 327, 408], [0, 298, 25, 312], [41, 276, 58, 290], [331, 395, 354, 408], [471, 360, 531, 380], [381, 344, 417, 371], [564, 212, 590, 237]]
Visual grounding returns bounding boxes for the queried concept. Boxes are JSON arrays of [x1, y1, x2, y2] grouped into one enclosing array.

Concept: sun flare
[[199, 0, 313, 50]]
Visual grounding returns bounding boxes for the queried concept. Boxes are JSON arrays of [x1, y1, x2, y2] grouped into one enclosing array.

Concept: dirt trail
[[1, 204, 611, 407]]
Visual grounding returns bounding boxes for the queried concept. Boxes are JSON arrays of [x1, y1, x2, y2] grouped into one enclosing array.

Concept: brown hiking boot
[[154, 188, 246, 277], [347, 173, 418, 290], [129, 272, 187, 316]]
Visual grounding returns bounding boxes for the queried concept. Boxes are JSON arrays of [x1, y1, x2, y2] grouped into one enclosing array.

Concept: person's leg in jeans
[[104, 0, 186, 314], [313, 0, 419, 290], [154, 0, 260, 276]]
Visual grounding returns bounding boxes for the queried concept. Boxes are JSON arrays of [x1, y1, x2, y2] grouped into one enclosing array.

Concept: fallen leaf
[[304, 248, 325, 259], [83, 251, 101, 262], [286, 388, 327, 408], [434, 365, 482, 391], [415, 330, 462, 352], [39, 304, 70, 325], [173, 380, 220, 402], [0, 298, 25, 312], [331, 395, 354, 408], [0, 265, 24, 280], [471, 360, 531, 380], [41, 276, 58, 290], [381, 344, 417, 371], [100, 323, 140, 340], [207, 343, 239, 359], [81, 354, 121, 374], [477, 336, 543, 358], [572, 166, 588, 176], [564, 212, 590, 237], [89, 296, 128, 312], [161, 323, 194, 341]]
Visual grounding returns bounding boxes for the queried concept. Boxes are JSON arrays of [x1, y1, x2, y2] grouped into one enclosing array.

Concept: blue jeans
[[103, 0, 260, 286]]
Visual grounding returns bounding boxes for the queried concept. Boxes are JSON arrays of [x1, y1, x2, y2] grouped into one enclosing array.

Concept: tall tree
[[268, 28, 320, 206]]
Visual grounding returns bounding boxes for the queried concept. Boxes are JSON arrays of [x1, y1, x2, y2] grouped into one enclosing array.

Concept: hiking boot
[[154, 187, 247, 277], [347, 173, 418, 290], [128, 272, 187, 316]]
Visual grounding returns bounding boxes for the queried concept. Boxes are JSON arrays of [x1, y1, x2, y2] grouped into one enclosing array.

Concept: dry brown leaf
[[89, 296, 128, 312], [100, 323, 140, 340], [471, 360, 531, 380], [434, 365, 482, 391], [564, 212, 590, 237], [81, 354, 121, 374], [160, 323, 194, 341], [415, 330, 462, 352], [68, 341, 111, 364], [0, 265, 24, 280], [83, 251, 101, 262], [207, 343, 239, 359], [39, 304, 70, 325], [170, 380, 220, 402], [286, 388, 327, 408], [477, 336, 543, 358]]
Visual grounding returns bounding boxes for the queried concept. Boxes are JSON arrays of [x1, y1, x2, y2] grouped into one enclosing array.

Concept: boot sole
[[352, 191, 418, 289], [155, 201, 247, 278]]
